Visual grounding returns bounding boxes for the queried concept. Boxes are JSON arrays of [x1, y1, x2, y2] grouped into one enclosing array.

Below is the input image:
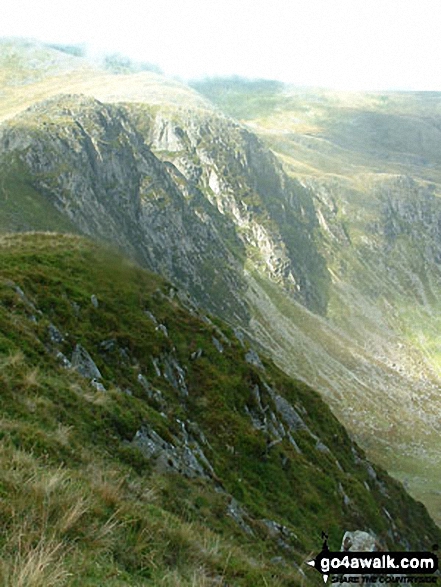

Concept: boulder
[[71, 344, 102, 380]]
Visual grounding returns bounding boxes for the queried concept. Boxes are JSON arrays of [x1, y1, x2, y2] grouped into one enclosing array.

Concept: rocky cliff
[[2, 41, 441, 525]]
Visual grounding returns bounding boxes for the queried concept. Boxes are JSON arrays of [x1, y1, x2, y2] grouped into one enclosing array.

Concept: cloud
[[2, 0, 441, 89]]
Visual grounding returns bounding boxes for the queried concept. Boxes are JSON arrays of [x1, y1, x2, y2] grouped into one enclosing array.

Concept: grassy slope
[[1, 233, 439, 586], [1, 41, 441, 529], [0, 39, 211, 124]]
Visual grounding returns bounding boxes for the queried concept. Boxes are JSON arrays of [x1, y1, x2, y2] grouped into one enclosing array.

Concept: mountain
[[1, 40, 441, 529], [0, 232, 439, 586], [191, 79, 441, 518]]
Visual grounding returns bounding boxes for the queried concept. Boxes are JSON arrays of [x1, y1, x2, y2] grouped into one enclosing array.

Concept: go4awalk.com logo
[[307, 533, 438, 584]]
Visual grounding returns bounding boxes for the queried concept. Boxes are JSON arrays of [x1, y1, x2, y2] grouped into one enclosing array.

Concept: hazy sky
[[2, 0, 441, 90]]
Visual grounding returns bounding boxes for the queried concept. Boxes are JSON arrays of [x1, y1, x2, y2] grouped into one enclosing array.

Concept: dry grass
[[0, 350, 25, 370], [22, 367, 41, 389], [2, 536, 70, 587]]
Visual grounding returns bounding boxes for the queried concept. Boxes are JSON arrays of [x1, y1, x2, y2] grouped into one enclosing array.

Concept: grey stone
[[137, 374, 164, 405], [71, 344, 102, 380], [339, 483, 351, 506], [261, 519, 298, 552], [287, 433, 302, 454], [227, 498, 254, 536], [100, 339, 117, 352], [366, 463, 377, 480], [262, 518, 298, 541], [233, 327, 246, 346], [156, 324, 168, 337], [48, 323, 64, 344], [190, 348, 203, 360], [118, 347, 131, 362], [316, 440, 331, 453], [91, 378, 106, 392], [91, 294, 99, 308], [163, 354, 188, 395], [145, 310, 158, 325], [245, 349, 265, 370], [270, 392, 308, 433], [132, 424, 212, 480], [341, 530, 378, 552], [152, 357, 161, 377], [55, 350, 72, 369], [137, 373, 151, 392], [212, 336, 224, 353], [341, 530, 382, 585], [15, 285, 35, 309]]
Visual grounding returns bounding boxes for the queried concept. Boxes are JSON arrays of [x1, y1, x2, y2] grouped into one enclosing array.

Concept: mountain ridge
[[2, 40, 441, 526]]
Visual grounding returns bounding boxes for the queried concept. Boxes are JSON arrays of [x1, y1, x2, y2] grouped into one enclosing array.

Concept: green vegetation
[[190, 77, 288, 120], [0, 232, 438, 585], [2, 40, 441, 572], [189, 78, 441, 525], [102, 53, 162, 75], [0, 155, 76, 234]]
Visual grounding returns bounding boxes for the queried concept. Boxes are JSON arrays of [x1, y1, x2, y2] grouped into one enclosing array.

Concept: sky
[[2, 0, 441, 90]]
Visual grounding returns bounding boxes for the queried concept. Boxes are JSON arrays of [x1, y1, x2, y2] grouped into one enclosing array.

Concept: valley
[[1, 38, 441, 566]]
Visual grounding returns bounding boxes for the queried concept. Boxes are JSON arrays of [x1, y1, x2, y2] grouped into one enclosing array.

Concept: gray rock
[[341, 530, 378, 552], [245, 349, 265, 370], [212, 336, 224, 353], [156, 324, 168, 337], [190, 348, 203, 360], [100, 339, 117, 352], [14, 285, 36, 310], [227, 498, 254, 536], [262, 518, 298, 541], [118, 347, 131, 362], [48, 323, 64, 344], [55, 350, 72, 369], [261, 519, 298, 552], [341, 530, 381, 585], [133, 424, 212, 480], [366, 463, 377, 480], [91, 378, 106, 392], [270, 392, 308, 433], [152, 357, 161, 377], [233, 327, 246, 346], [71, 344, 102, 379], [145, 310, 158, 325], [137, 373, 151, 392], [338, 483, 351, 507], [163, 354, 188, 395], [287, 433, 302, 454], [91, 294, 99, 308], [137, 374, 164, 405], [251, 384, 264, 412], [316, 440, 331, 453]]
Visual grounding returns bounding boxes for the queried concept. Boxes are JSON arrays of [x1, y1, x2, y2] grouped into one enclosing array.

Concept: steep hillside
[[0, 95, 250, 323], [2, 41, 441, 525], [2, 233, 438, 585], [191, 79, 441, 522]]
